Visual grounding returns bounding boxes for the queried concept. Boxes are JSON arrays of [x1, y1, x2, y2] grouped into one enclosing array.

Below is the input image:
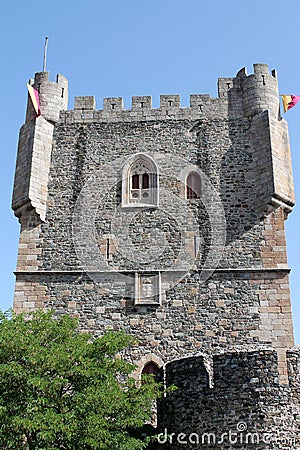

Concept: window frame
[[134, 272, 161, 305], [186, 171, 201, 200], [121, 153, 159, 208]]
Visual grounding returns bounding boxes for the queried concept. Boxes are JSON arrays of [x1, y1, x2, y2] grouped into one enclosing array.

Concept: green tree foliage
[[0, 310, 160, 449]]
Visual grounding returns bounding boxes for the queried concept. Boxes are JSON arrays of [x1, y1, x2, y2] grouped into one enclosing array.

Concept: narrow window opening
[[140, 101, 145, 108], [61, 87, 64, 98], [168, 100, 173, 107], [186, 172, 201, 199], [111, 103, 116, 110], [132, 174, 139, 189], [106, 238, 110, 260], [262, 75, 266, 86], [199, 104, 203, 113], [226, 82, 231, 89], [142, 173, 149, 189]]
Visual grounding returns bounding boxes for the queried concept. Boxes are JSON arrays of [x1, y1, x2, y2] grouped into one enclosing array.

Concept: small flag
[[281, 95, 300, 113], [27, 82, 41, 117]]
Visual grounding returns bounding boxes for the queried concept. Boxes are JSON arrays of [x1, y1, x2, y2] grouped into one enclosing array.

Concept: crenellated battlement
[[13, 62, 294, 221], [58, 64, 280, 124], [160, 348, 300, 392], [61, 93, 218, 123], [236, 63, 279, 118], [157, 349, 300, 449], [26, 71, 68, 124]]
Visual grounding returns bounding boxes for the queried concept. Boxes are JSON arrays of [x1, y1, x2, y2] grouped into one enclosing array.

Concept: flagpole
[[43, 37, 48, 72]]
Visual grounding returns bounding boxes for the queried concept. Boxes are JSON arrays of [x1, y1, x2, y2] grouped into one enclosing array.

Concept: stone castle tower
[[12, 64, 300, 448]]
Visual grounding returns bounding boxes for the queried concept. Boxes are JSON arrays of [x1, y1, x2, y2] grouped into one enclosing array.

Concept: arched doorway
[[141, 361, 160, 382]]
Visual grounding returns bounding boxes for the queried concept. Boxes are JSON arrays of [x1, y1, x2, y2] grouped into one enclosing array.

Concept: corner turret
[[12, 71, 69, 222], [26, 72, 68, 123], [221, 63, 294, 217], [237, 63, 279, 118]]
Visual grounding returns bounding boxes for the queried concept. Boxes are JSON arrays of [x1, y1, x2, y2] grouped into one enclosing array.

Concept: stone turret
[[237, 63, 279, 118], [26, 71, 68, 123], [236, 64, 294, 216], [12, 72, 68, 221]]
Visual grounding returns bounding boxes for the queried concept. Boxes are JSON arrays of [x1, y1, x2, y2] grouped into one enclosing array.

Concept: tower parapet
[[237, 63, 279, 118], [157, 350, 300, 449], [26, 72, 68, 123]]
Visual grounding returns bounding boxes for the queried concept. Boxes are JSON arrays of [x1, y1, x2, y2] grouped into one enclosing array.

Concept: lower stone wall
[[156, 349, 300, 449], [13, 269, 294, 369]]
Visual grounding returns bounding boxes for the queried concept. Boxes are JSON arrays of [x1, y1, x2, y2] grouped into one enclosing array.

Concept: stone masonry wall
[[15, 269, 293, 371], [156, 350, 300, 449], [13, 64, 295, 375], [22, 109, 292, 362]]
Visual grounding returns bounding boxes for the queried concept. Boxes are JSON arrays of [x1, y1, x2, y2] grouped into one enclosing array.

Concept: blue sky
[[1, 0, 300, 342]]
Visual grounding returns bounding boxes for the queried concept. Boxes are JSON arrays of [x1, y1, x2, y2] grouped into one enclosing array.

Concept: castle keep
[[12, 64, 300, 447]]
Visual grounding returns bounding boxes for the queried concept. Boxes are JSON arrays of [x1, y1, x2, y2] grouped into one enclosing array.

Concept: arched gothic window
[[186, 172, 201, 199], [122, 154, 158, 207]]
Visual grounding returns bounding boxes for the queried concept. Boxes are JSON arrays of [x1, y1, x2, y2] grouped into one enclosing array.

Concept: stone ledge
[[14, 267, 292, 275]]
